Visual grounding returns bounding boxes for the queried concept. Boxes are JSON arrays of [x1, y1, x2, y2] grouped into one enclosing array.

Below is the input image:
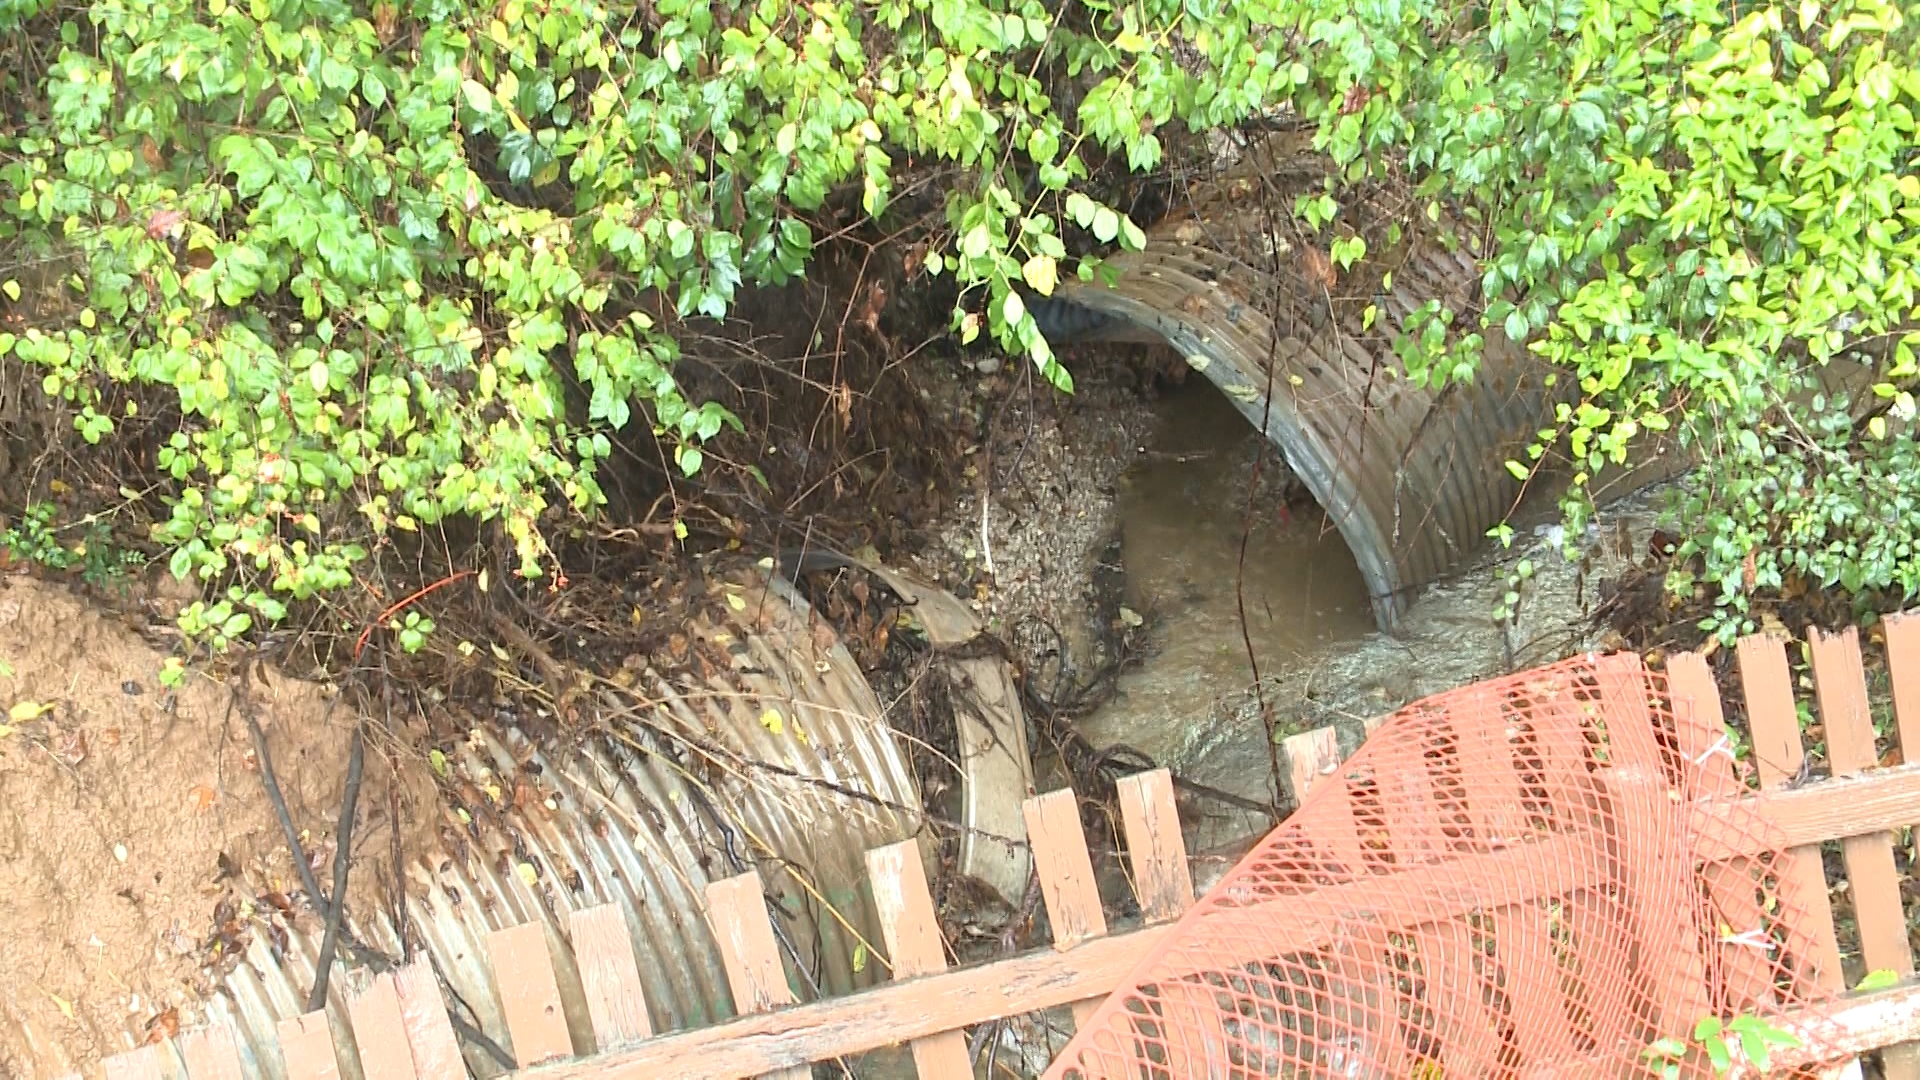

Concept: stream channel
[[1071, 378, 1667, 853]]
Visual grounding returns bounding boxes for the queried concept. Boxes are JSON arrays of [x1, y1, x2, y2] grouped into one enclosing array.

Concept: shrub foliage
[[0, 0, 1915, 641]]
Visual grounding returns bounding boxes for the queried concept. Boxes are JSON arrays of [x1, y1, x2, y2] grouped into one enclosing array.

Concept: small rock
[[122, 680, 143, 696]]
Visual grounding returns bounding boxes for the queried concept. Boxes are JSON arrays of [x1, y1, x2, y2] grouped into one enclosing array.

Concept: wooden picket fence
[[89, 618, 1920, 1080]]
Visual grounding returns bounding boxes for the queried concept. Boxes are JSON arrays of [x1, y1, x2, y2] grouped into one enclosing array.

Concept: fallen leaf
[[47, 991, 74, 1019], [145, 208, 187, 240], [56, 729, 87, 765], [515, 862, 538, 886], [188, 784, 218, 812], [725, 590, 746, 612], [760, 708, 784, 735], [8, 699, 54, 723], [144, 1007, 180, 1043]]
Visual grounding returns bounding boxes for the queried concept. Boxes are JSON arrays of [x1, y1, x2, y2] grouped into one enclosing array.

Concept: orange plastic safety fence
[[1046, 653, 1845, 1079]]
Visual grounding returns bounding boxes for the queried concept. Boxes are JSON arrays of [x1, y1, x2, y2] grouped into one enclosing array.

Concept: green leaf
[[1854, 969, 1901, 992], [1703, 1035, 1731, 1074], [461, 79, 495, 113], [1066, 192, 1098, 230], [1092, 207, 1120, 243], [1002, 290, 1025, 326]]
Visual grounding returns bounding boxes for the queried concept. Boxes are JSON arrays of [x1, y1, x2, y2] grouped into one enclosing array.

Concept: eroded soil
[[0, 575, 434, 1078]]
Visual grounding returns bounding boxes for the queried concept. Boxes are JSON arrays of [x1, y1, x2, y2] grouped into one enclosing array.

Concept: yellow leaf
[[725, 591, 746, 611], [760, 708, 784, 735], [47, 991, 74, 1019], [1021, 254, 1058, 296], [852, 941, 869, 973], [0, 725, 13, 737], [516, 862, 538, 886], [8, 700, 53, 723]]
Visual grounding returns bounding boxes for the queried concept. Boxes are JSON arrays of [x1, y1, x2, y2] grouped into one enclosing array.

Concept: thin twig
[[238, 663, 329, 908], [307, 719, 366, 1012]]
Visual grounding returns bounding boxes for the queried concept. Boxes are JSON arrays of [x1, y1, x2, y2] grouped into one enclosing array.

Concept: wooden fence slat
[[1449, 694, 1522, 851], [1024, 788, 1109, 1029], [1738, 632, 1845, 992], [706, 870, 811, 1080], [177, 1022, 245, 1080], [1151, 979, 1234, 1076], [1420, 920, 1502, 1076], [1501, 901, 1581, 1067], [569, 903, 655, 1050], [1667, 650, 1780, 1013], [1888, 612, 1920, 754], [867, 840, 972, 1080], [391, 958, 466, 1080], [1284, 723, 1369, 879], [102, 1044, 169, 1080], [1376, 737, 1437, 867], [347, 972, 418, 1080], [1691, 762, 1920, 860], [1813, 627, 1916, 980], [1345, 740, 1427, 1077], [276, 1011, 341, 1080], [1280, 725, 1341, 806], [1812, 628, 1920, 1080], [1598, 669, 1715, 1032], [1408, 694, 1513, 1066], [1115, 769, 1194, 920], [487, 923, 577, 1067]]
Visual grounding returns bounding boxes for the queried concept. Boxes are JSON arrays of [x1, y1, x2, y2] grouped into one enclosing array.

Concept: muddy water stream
[[1080, 381, 1668, 852], [1086, 383, 1373, 761]]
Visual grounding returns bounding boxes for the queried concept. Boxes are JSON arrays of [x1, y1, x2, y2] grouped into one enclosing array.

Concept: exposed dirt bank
[[0, 575, 435, 1078]]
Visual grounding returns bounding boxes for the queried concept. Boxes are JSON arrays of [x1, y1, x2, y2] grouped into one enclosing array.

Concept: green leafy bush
[[0, 0, 1194, 640], [1, 0, 1916, 647]]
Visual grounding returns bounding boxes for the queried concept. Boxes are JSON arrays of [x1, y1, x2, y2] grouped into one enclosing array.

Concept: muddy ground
[[0, 576, 438, 1077]]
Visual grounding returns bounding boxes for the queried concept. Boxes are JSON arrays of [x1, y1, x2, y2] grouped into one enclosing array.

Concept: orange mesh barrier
[[1046, 653, 1846, 1079]]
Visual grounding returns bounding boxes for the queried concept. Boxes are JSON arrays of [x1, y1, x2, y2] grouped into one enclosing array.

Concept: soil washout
[[0, 575, 437, 1078]]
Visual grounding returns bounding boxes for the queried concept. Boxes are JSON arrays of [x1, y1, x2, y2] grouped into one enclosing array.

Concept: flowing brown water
[[1079, 379, 1666, 851], [1081, 382, 1375, 771]]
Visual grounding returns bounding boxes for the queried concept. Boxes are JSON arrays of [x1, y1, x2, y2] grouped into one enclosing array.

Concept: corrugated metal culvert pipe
[[1037, 137, 1564, 632], [195, 569, 1021, 1080]]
